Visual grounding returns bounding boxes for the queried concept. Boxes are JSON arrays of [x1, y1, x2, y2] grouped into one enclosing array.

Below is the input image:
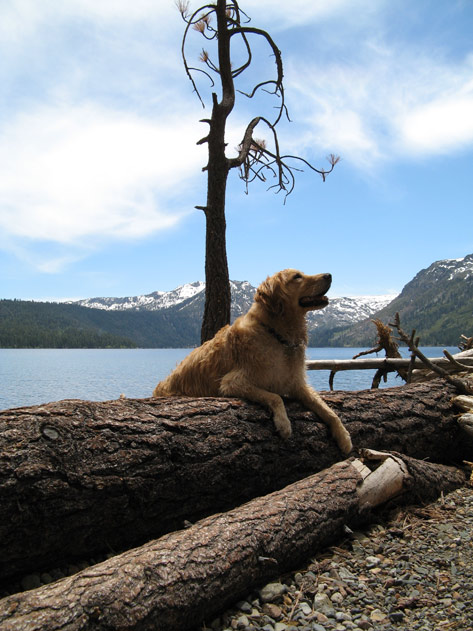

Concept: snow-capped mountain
[[73, 280, 396, 331], [75, 281, 206, 311]]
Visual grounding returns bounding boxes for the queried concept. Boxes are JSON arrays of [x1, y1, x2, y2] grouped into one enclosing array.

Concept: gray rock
[[259, 582, 288, 603], [365, 555, 381, 568], [313, 592, 335, 617], [370, 608, 388, 622], [338, 567, 356, 581], [236, 601, 252, 614], [263, 603, 282, 620], [235, 614, 249, 628], [335, 611, 352, 622], [299, 602, 312, 616], [330, 591, 344, 604]]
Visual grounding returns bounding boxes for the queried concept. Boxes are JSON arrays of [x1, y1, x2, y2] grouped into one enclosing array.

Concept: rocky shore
[[200, 483, 473, 631]]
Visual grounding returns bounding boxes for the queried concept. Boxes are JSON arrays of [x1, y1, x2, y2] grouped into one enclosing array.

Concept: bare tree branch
[[179, 4, 217, 107]]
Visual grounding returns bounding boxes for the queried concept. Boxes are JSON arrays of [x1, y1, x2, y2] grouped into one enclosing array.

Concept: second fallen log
[[0, 453, 465, 631]]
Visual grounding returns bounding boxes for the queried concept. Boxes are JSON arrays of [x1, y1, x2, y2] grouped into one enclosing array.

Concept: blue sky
[[1, 0, 472, 301]]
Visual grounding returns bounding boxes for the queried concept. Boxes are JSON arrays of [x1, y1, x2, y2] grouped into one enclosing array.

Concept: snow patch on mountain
[[307, 294, 397, 328], [158, 281, 206, 309], [444, 255, 473, 280]]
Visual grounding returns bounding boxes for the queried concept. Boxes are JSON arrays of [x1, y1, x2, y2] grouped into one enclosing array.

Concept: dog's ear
[[255, 275, 286, 316]]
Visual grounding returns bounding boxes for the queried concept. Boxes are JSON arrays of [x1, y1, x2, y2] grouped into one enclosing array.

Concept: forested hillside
[[0, 300, 199, 348], [0, 300, 135, 348]]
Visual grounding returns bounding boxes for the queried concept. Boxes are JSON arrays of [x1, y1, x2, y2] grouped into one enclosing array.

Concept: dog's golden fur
[[153, 269, 352, 453]]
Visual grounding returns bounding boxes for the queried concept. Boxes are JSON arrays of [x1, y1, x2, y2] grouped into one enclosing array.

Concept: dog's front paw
[[273, 412, 292, 439], [278, 423, 292, 440], [338, 429, 353, 455]]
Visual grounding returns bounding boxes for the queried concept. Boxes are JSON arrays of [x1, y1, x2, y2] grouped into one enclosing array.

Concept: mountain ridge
[[73, 281, 396, 325], [1, 254, 471, 348]]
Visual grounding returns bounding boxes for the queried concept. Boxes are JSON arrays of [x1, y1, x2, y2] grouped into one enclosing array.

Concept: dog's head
[[255, 269, 332, 316]]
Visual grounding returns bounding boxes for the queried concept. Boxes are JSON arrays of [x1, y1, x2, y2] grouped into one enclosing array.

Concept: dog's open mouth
[[299, 294, 329, 308]]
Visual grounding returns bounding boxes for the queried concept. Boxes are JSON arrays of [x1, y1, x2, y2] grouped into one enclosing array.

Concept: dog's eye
[[292, 273, 303, 281]]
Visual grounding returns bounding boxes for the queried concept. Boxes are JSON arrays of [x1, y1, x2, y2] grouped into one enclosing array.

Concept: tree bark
[[200, 0, 234, 343], [0, 453, 464, 631], [0, 378, 470, 583], [201, 155, 231, 342]]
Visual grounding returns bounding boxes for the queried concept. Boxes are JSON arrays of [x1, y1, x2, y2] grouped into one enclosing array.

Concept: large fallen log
[[0, 378, 470, 582], [0, 452, 465, 631]]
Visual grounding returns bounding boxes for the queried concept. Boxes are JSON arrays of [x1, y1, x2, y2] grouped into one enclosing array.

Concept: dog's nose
[[323, 273, 332, 282]]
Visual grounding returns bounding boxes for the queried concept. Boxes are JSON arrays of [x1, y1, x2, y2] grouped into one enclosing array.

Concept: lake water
[[0, 347, 457, 411]]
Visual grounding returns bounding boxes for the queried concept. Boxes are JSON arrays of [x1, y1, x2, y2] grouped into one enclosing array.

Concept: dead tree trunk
[[0, 453, 464, 631], [0, 379, 470, 582]]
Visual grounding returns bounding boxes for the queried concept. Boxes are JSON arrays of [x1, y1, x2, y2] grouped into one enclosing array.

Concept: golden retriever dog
[[153, 269, 352, 454]]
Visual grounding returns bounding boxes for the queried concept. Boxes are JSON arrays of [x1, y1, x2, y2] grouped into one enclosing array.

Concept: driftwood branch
[[306, 356, 473, 371], [0, 453, 464, 631], [443, 349, 473, 372], [410, 349, 473, 383], [459, 334, 473, 351], [389, 313, 473, 395], [0, 379, 471, 584]]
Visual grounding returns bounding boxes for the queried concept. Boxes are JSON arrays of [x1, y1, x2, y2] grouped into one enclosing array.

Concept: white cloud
[[0, 236, 86, 275], [399, 95, 473, 155], [0, 0, 182, 91], [0, 0, 176, 42], [37, 255, 85, 275], [63, 0, 175, 21], [0, 103, 204, 251], [285, 43, 473, 167]]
